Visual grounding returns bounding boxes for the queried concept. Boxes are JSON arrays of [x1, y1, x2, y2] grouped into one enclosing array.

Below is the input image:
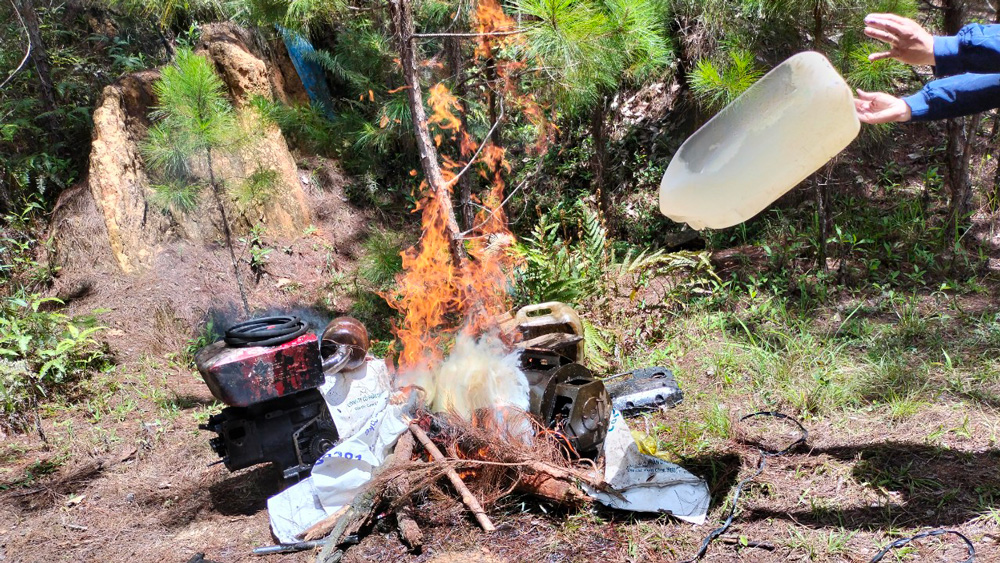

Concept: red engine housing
[[195, 332, 324, 407]]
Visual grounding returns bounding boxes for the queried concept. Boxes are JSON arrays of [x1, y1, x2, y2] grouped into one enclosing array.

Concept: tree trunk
[[812, 0, 824, 48], [207, 148, 251, 316], [14, 0, 57, 114], [941, 0, 976, 244], [945, 115, 980, 238], [389, 0, 468, 268], [448, 36, 475, 231], [590, 95, 611, 224], [943, 0, 966, 38]]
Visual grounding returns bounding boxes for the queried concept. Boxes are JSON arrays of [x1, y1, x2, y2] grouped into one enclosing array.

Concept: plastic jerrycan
[[659, 51, 860, 229], [513, 302, 585, 362]]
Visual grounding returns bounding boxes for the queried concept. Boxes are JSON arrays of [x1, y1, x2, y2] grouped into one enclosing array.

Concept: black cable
[[680, 412, 976, 562], [224, 316, 309, 347], [869, 529, 975, 563], [680, 411, 808, 563]]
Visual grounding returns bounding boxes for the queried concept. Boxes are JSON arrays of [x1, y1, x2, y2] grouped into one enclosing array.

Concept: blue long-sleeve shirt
[[903, 24, 1000, 121]]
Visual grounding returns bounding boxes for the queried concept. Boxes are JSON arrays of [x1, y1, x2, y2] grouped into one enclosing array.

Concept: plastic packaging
[[659, 51, 860, 229]]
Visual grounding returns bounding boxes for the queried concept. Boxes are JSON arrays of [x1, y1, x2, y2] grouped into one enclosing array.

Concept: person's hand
[[854, 89, 912, 124], [864, 13, 935, 66]]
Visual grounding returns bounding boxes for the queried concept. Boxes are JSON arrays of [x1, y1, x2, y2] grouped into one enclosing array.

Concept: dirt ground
[[4, 346, 1000, 563], [5, 160, 1000, 562]]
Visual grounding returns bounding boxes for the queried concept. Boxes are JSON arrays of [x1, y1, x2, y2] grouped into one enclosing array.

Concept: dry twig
[[409, 422, 496, 532]]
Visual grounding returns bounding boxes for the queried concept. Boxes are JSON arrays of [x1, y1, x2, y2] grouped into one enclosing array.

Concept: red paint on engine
[[195, 333, 325, 407]]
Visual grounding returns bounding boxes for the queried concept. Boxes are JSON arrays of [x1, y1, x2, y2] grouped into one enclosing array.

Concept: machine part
[[196, 331, 324, 407], [252, 539, 328, 555], [223, 316, 309, 348], [527, 363, 611, 454], [512, 302, 585, 363], [521, 332, 583, 365], [320, 317, 370, 373], [200, 388, 338, 479], [606, 367, 683, 413]]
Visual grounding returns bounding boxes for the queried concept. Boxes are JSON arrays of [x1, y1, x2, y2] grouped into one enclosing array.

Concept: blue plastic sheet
[[278, 27, 336, 119]]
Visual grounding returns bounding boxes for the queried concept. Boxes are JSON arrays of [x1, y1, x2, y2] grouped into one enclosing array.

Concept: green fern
[[582, 318, 615, 370]]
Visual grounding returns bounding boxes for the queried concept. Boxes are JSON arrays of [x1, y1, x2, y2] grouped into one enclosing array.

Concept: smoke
[[405, 334, 529, 421]]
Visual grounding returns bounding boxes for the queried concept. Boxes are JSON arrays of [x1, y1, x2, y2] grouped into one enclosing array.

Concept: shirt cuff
[[902, 91, 931, 121], [933, 35, 962, 76]]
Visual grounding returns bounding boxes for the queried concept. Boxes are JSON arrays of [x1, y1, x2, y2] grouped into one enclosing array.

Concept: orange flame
[[474, 0, 517, 58], [386, 83, 518, 374], [428, 83, 463, 137], [386, 0, 536, 377]]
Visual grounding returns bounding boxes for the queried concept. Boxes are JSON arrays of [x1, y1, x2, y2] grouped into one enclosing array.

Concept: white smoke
[[408, 334, 529, 420]]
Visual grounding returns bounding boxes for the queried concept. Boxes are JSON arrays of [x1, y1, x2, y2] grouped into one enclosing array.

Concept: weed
[[0, 294, 109, 435]]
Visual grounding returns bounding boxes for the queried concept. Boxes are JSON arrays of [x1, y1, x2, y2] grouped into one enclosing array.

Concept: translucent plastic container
[[659, 51, 860, 229], [513, 302, 585, 362]]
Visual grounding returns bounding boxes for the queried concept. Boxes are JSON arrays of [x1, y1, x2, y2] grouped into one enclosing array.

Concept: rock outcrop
[[55, 23, 313, 274]]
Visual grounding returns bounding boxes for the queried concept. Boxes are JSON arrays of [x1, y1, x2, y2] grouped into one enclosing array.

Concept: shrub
[[0, 294, 109, 435]]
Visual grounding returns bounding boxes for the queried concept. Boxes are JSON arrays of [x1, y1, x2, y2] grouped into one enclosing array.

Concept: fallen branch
[[302, 506, 350, 542], [386, 432, 423, 551], [409, 423, 496, 532], [313, 434, 415, 562]]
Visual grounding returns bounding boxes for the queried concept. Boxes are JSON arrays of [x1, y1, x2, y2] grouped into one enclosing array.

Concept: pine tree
[[512, 0, 673, 223], [142, 48, 267, 315]]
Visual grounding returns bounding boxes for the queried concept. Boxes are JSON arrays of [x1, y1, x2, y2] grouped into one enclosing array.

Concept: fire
[[427, 83, 463, 136], [384, 0, 550, 422], [385, 77, 518, 375], [385, 138, 518, 375], [474, 0, 517, 58]]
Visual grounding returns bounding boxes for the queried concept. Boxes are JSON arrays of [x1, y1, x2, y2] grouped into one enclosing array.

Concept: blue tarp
[[279, 27, 335, 119]]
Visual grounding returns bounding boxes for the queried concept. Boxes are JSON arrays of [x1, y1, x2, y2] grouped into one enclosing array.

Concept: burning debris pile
[[189, 0, 710, 557], [194, 304, 709, 559]]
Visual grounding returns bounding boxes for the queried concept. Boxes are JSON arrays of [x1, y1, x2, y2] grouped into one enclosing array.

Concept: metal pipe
[[252, 539, 327, 555], [320, 344, 352, 374]]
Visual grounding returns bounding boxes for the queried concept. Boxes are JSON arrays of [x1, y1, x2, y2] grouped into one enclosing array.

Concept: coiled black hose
[[869, 529, 975, 563], [681, 411, 808, 563], [224, 316, 309, 348], [680, 412, 976, 562]]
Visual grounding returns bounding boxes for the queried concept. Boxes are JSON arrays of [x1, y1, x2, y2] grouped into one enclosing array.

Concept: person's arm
[[864, 15, 1000, 74], [903, 73, 1000, 121], [933, 24, 1000, 75]]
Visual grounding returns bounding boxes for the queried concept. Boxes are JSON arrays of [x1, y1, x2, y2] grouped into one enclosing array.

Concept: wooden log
[[314, 432, 416, 562], [387, 432, 422, 551], [514, 471, 590, 505], [302, 506, 350, 542], [396, 510, 423, 551], [408, 423, 496, 532]]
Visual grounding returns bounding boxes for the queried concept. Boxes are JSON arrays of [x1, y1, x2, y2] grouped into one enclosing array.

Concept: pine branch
[[411, 29, 524, 39]]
